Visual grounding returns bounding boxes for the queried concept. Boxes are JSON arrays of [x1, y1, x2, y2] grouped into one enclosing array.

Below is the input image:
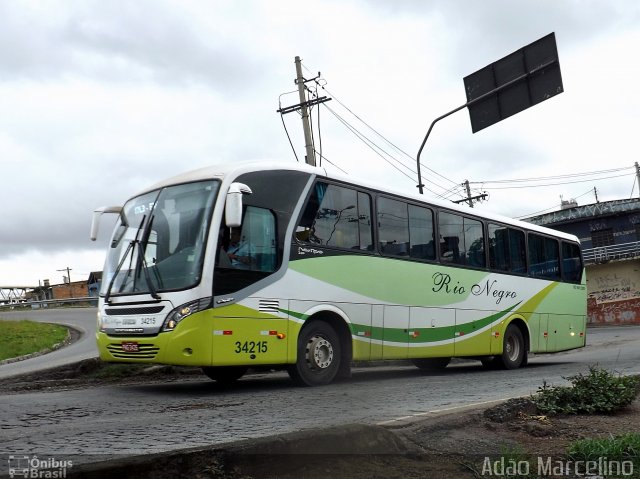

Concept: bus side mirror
[[225, 183, 252, 227], [90, 206, 123, 241]]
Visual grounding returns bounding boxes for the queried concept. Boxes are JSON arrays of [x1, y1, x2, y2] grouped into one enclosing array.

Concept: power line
[[320, 85, 458, 192], [300, 61, 459, 194], [480, 172, 634, 190], [278, 90, 301, 162], [470, 166, 633, 185], [314, 150, 349, 175], [294, 61, 632, 209], [323, 104, 415, 176], [324, 103, 437, 191]]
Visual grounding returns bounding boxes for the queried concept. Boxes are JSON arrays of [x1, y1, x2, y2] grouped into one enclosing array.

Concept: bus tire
[[499, 325, 527, 370], [202, 366, 248, 385], [412, 357, 451, 371], [288, 321, 341, 387]]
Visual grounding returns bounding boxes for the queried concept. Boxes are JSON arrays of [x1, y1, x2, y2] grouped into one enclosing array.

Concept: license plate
[[121, 342, 139, 352]]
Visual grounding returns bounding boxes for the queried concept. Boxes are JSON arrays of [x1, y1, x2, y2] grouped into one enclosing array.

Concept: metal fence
[[0, 296, 97, 310], [583, 241, 640, 265]]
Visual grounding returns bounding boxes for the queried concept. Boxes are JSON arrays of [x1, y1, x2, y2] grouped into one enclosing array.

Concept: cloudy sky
[[1, 0, 639, 286]]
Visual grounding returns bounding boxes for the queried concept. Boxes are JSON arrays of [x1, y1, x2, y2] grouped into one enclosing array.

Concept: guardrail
[[0, 296, 98, 310], [583, 241, 640, 265]]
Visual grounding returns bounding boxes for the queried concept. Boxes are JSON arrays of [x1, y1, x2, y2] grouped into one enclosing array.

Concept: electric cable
[[300, 61, 459, 191], [481, 172, 634, 190], [278, 90, 301, 162], [470, 166, 633, 185]]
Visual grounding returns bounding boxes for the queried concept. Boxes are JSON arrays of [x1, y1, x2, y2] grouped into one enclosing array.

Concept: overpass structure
[[0, 286, 38, 304]]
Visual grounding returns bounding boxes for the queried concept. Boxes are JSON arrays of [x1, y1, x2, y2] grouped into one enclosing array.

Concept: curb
[[59, 400, 509, 479], [62, 423, 414, 479]]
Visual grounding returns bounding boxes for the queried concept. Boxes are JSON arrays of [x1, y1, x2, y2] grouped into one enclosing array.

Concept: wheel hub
[[506, 337, 520, 361], [306, 335, 333, 369]]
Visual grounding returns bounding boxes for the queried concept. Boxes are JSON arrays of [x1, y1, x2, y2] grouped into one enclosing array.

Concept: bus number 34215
[[234, 341, 268, 354]]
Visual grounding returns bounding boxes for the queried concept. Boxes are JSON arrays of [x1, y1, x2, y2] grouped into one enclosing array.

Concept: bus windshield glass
[[101, 180, 219, 297]]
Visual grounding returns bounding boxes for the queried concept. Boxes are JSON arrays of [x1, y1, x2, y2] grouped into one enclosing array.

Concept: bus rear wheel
[[412, 357, 451, 371], [288, 321, 341, 387], [202, 366, 248, 385], [498, 325, 527, 369]]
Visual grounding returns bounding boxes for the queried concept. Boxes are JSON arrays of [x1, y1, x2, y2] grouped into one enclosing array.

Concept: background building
[[526, 198, 640, 325]]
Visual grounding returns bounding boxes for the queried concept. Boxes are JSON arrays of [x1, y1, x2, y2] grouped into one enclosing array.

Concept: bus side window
[[438, 212, 484, 267], [378, 197, 409, 256], [409, 204, 435, 261], [529, 234, 560, 279], [296, 182, 371, 251], [509, 229, 527, 274], [562, 241, 583, 282], [489, 225, 526, 274]]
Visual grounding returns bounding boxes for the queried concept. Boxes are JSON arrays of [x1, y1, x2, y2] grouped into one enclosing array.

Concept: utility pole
[[464, 180, 473, 208], [57, 267, 73, 298], [594, 187, 599, 203], [295, 56, 316, 166], [452, 180, 488, 207], [636, 162, 640, 199], [277, 57, 331, 167]]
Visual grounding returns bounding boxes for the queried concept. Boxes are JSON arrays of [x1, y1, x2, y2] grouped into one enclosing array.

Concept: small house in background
[[51, 280, 89, 299], [525, 198, 640, 325]]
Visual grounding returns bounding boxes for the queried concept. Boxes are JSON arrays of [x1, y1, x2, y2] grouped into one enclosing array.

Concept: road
[[0, 321, 639, 465], [0, 308, 98, 378]]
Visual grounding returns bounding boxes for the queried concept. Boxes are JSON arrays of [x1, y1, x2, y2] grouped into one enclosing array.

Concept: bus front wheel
[[288, 321, 341, 386], [498, 325, 527, 369], [202, 366, 248, 385]]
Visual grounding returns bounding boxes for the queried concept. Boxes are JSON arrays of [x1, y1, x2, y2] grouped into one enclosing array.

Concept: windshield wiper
[[104, 215, 147, 304], [137, 215, 161, 300]]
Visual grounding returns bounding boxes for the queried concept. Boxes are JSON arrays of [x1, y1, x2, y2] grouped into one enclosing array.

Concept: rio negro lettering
[[432, 272, 517, 305]]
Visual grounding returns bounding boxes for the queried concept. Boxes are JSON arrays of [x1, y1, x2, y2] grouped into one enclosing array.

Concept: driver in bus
[[227, 227, 256, 269]]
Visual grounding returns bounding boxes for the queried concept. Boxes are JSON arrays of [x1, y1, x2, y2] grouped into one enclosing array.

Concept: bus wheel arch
[[288, 312, 352, 386]]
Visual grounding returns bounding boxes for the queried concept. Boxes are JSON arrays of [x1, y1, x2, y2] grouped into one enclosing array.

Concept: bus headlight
[[97, 310, 106, 332], [162, 297, 212, 331]]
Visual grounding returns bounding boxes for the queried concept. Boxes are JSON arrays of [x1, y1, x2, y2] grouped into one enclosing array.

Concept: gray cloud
[[0, 1, 263, 90], [0, 0, 638, 282]]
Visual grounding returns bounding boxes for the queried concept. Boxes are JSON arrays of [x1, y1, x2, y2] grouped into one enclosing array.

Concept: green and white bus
[[90, 161, 586, 386]]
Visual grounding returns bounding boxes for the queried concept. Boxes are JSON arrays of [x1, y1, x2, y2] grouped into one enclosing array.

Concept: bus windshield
[[101, 180, 219, 298]]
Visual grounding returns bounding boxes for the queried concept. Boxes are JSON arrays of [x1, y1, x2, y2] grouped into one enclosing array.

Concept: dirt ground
[[2, 360, 639, 479]]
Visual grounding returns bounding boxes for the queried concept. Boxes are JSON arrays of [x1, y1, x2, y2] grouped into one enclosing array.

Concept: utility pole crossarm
[[277, 96, 331, 115], [452, 192, 488, 205]]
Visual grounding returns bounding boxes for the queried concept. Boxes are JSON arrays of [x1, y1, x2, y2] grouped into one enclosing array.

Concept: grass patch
[[568, 433, 640, 478], [0, 320, 68, 361], [531, 366, 640, 415]]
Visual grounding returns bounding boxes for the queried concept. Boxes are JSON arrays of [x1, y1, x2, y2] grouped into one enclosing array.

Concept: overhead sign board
[[463, 33, 563, 133]]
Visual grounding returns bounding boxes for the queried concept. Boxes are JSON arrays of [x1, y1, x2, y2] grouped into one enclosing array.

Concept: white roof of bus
[[139, 160, 580, 243]]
